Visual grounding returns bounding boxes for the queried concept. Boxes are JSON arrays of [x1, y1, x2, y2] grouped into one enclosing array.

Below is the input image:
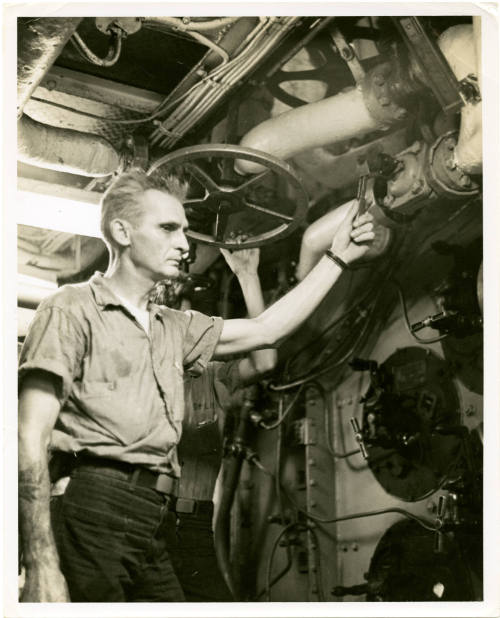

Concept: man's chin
[[159, 266, 180, 279]]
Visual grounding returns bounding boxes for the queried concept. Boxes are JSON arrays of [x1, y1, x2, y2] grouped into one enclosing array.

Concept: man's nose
[[177, 231, 190, 254]]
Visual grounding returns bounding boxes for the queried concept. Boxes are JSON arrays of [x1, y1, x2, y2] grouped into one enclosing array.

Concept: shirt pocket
[[80, 377, 149, 446]]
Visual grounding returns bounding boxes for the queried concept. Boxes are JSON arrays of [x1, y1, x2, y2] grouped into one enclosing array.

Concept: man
[[18, 168, 375, 602], [167, 245, 276, 602]]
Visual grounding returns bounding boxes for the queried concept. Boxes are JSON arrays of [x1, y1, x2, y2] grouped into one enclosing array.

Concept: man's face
[[128, 189, 190, 282]]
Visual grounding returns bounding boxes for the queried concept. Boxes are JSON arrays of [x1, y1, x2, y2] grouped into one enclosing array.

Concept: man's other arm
[[18, 371, 70, 602], [214, 202, 374, 357], [220, 246, 277, 382]]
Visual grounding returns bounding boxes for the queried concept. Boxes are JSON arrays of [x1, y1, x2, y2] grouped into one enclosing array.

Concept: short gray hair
[[100, 168, 188, 247]]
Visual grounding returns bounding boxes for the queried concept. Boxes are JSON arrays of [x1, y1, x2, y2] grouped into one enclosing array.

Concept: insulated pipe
[[214, 452, 243, 600], [17, 17, 83, 118], [235, 87, 381, 175], [438, 22, 482, 174], [213, 395, 255, 600], [18, 115, 122, 177]]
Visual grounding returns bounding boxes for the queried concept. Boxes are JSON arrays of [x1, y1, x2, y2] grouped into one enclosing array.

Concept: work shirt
[[179, 361, 241, 500], [18, 273, 223, 476]]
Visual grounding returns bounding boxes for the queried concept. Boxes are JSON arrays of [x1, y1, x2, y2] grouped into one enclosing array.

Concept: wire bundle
[[149, 17, 300, 149]]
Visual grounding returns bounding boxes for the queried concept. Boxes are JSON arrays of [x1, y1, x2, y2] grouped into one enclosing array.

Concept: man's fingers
[[351, 222, 374, 238], [352, 212, 373, 227], [351, 231, 375, 244], [338, 200, 359, 228]]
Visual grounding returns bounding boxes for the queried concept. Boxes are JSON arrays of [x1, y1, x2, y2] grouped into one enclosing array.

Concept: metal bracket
[[393, 17, 463, 116], [330, 27, 365, 84]]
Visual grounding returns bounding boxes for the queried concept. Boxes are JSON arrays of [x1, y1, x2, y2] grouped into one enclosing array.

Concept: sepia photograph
[[2, 2, 499, 616]]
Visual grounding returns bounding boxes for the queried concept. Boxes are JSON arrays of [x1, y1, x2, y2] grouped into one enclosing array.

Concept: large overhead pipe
[[17, 17, 123, 176], [235, 62, 408, 175], [17, 17, 83, 118], [18, 115, 123, 177], [236, 23, 481, 177]]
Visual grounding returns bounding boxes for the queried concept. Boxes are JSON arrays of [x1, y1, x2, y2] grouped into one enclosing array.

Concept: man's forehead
[[142, 189, 188, 225]]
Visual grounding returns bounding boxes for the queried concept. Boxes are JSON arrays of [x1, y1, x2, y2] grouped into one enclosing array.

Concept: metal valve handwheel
[[147, 144, 308, 249]]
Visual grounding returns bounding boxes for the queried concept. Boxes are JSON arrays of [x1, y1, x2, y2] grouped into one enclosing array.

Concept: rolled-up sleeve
[[182, 311, 223, 376], [18, 306, 86, 405]]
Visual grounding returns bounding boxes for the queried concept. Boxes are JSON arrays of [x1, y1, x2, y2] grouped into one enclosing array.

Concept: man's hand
[[220, 246, 260, 277], [329, 200, 375, 265], [21, 563, 70, 602]]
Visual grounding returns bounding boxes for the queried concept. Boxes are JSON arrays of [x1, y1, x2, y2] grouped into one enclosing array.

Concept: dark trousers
[[168, 505, 233, 602], [50, 466, 185, 602]]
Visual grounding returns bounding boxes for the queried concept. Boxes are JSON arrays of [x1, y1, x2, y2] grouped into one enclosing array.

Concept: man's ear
[[109, 218, 132, 248]]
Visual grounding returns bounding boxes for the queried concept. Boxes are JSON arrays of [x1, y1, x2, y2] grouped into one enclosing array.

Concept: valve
[[434, 494, 447, 553], [350, 417, 369, 459]]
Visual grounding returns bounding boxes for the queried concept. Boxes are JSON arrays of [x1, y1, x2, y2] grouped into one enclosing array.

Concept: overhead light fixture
[[17, 177, 102, 237]]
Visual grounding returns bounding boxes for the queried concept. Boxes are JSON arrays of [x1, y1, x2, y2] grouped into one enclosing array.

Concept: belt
[[174, 498, 214, 518], [73, 456, 179, 496]]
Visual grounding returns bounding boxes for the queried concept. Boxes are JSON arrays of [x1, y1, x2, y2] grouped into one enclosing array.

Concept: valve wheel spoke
[[147, 144, 308, 249], [227, 169, 272, 195], [184, 162, 221, 193], [244, 201, 294, 222]]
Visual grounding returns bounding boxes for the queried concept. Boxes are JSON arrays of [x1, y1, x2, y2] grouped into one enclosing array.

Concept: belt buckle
[[154, 474, 176, 495], [175, 497, 196, 514]]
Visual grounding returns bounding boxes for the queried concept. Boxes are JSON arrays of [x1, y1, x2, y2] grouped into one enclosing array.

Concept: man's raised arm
[[18, 371, 70, 602], [214, 202, 374, 357], [220, 246, 277, 381]]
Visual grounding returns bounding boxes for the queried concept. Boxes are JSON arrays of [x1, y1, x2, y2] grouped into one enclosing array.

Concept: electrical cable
[[311, 382, 362, 459], [153, 17, 300, 149], [249, 455, 438, 532], [285, 301, 366, 371], [269, 286, 383, 391], [260, 413, 296, 602], [263, 522, 303, 601], [274, 402, 294, 597], [143, 16, 240, 33], [271, 234, 411, 393], [29, 76, 208, 125], [285, 236, 403, 371], [148, 18, 274, 145], [71, 29, 123, 67], [392, 279, 449, 344], [187, 29, 229, 66], [287, 485, 438, 531], [29, 54, 244, 126], [259, 385, 304, 429]]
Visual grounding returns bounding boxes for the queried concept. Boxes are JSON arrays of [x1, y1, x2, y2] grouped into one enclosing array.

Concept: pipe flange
[[361, 63, 408, 127], [425, 131, 480, 199]]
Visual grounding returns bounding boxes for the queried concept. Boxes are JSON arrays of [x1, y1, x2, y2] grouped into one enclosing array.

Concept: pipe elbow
[[235, 88, 380, 175]]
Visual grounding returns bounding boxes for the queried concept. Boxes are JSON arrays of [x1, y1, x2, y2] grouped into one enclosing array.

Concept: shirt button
[[108, 382, 115, 390]]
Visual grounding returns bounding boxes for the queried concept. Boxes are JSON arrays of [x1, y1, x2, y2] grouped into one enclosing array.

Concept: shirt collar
[[89, 272, 122, 307], [89, 272, 164, 320]]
